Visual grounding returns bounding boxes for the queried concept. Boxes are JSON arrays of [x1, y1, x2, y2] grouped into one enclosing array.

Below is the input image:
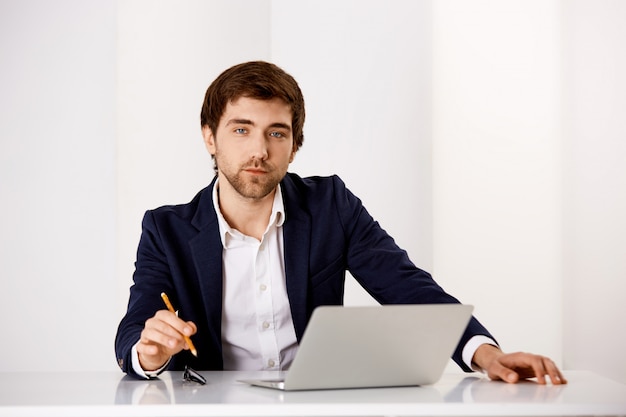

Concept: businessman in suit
[[115, 61, 566, 385]]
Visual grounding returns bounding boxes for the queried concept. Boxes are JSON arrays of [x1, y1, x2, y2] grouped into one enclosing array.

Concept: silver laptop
[[239, 304, 473, 391]]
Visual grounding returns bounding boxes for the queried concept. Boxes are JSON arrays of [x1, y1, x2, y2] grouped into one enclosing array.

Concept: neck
[[216, 179, 276, 241]]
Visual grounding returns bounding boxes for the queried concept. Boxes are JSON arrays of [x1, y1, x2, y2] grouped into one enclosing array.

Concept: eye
[[269, 131, 286, 139], [234, 128, 247, 135]]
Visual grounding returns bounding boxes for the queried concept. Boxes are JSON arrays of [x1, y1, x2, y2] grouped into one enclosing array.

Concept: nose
[[249, 132, 268, 161]]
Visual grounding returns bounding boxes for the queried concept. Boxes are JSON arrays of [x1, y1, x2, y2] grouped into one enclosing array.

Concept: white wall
[[562, 0, 626, 384], [271, 0, 434, 305], [432, 0, 563, 365], [0, 0, 117, 371], [1, 0, 624, 383]]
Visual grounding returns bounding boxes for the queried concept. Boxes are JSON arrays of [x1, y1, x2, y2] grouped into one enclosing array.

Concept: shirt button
[[268, 359, 276, 367], [262, 321, 270, 329], [260, 284, 267, 291]]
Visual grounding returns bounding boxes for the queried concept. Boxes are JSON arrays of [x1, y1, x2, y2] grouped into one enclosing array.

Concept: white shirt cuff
[[462, 335, 498, 372], [131, 341, 171, 379]]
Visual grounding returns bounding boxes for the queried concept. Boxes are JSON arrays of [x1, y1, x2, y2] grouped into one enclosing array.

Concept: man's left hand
[[473, 344, 568, 385]]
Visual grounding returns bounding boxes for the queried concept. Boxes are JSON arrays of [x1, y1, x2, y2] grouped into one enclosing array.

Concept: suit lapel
[[189, 179, 224, 359], [281, 175, 312, 341]]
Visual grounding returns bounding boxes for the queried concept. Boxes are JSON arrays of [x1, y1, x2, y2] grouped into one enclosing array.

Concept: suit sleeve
[[330, 176, 497, 372], [115, 210, 176, 378]]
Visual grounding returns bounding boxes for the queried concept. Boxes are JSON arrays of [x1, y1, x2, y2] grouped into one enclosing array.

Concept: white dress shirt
[[215, 182, 298, 370]]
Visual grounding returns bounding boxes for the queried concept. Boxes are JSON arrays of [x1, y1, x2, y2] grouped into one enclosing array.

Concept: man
[[115, 61, 566, 385]]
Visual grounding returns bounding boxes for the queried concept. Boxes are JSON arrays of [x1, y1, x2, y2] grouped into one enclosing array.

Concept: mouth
[[242, 162, 270, 175], [243, 167, 268, 175]]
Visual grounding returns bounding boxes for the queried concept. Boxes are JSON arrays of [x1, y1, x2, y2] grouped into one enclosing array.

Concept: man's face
[[203, 96, 296, 201]]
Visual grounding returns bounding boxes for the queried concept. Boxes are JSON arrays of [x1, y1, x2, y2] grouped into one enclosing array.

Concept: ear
[[202, 125, 216, 155], [288, 138, 299, 163]]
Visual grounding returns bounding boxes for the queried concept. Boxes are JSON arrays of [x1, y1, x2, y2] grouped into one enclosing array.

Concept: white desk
[[0, 370, 624, 417]]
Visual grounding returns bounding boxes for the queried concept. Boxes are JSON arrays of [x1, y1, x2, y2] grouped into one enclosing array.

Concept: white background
[[1, 0, 624, 384]]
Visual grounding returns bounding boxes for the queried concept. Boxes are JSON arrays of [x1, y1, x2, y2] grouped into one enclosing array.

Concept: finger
[[144, 314, 195, 352], [486, 359, 520, 383], [136, 340, 160, 356], [145, 314, 184, 341], [504, 353, 563, 385], [136, 341, 170, 372], [180, 321, 198, 352], [186, 321, 198, 335], [154, 310, 196, 337], [140, 324, 186, 353], [145, 312, 192, 345], [533, 357, 548, 385], [530, 355, 567, 385], [508, 353, 548, 384], [544, 358, 568, 385]]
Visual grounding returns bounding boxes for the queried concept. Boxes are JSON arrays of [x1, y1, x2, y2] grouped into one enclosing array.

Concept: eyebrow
[[226, 119, 292, 131], [269, 122, 292, 131], [226, 118, 254, 126]]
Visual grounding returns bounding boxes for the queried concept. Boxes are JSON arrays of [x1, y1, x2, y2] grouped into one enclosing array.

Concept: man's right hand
[[136, 309, 198, 371]]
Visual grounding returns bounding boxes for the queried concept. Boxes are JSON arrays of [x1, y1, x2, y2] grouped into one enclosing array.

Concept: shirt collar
[[212, 179, 285, 247]]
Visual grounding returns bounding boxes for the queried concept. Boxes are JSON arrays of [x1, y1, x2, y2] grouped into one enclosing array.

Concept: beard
[[218, 157, 285, 200]]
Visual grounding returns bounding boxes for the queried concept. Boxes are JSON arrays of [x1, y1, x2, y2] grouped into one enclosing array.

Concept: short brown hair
[[200, 61, 305, 152]]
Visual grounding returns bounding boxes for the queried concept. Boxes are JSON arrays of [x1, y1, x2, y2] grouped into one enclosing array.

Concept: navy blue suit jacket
[[115, 173, 495, 377]]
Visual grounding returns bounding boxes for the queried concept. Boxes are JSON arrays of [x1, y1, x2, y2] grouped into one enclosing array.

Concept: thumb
[[487, 360, 519, 383]]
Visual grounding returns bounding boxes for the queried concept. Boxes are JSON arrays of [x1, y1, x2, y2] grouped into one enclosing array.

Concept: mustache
[[242, 159, 272, 171]]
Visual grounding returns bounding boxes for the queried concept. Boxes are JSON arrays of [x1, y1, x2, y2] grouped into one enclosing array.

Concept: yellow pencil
[[160, 292, 198, 357]]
